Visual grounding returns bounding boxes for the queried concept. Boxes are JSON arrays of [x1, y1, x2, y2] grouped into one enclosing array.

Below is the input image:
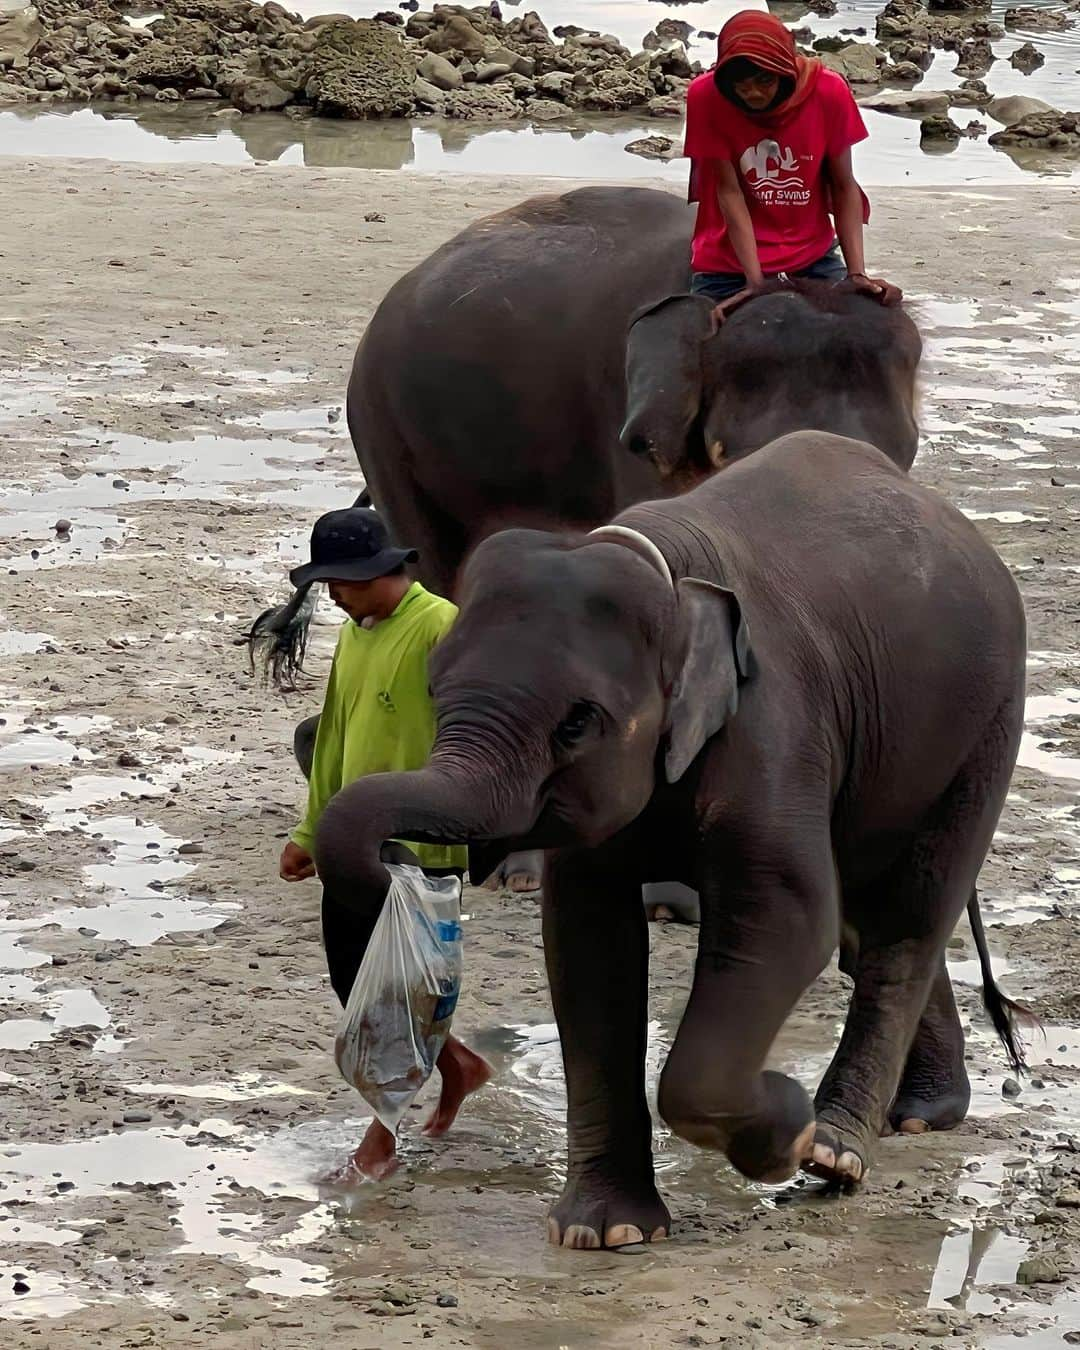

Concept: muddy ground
[[0, 159, 1079, 1349]]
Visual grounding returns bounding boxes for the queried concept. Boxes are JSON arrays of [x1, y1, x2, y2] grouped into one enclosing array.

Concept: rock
[[126, 40, 214, 90], [0, 5, 42, 69], [122, 1111, 152, 1124], [954, 36, 995, 76], [436, 1293, 459, 1308], [475, 60, 513, 82], [646, 93, 685, 117], [964, 118, 987, 136], [987, 93, 1054, 124], [1005, 7, 1074, 32], [373, 9, 403, 24], [413, 74, 444, 107], [1016, 1255, 1064, 1285], [886, 60, 926, 81], [1010, 41, 1045, 72], [53, 517, 72, 533], [656, 18, 694, 43], [421, 13, 486, 61], [1001, 1075, 1023, 1097], [920, 113, 962, 140], [417, 51, 461, 90], [442, 83, 520, 119], [535, 69, 573, 98], [0, 77, 28, 102], [951, 77, 992, 108], [862, 88, 950, 116], [230, 76, 291, 111], [512, 11, 551, 44], [305, 18, 415, 118], [625, 134, 678, 160], [989, 109, 1080, 148], [582, 65, 651, 111], [929, 0, 988, 9], [177, 842, 204, 855], [524, 95, 568, 119], [810, 0, 838, 14], [821, 43, 886, 85], [1055, 1188, 1080, 1206]]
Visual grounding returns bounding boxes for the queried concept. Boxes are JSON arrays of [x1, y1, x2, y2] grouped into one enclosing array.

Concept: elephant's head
[[621, 282, 922, 477], [314, 528, 751, 905]]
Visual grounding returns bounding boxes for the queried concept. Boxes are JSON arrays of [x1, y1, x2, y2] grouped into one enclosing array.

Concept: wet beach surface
[[1, 160, 1080, 1346]]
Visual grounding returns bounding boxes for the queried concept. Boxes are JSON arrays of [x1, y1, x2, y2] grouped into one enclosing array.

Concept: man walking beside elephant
[[278, 505, 490, 1180]]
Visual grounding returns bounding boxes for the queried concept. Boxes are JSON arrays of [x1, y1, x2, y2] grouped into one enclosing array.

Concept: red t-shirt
[[684, 68, 868, 275]]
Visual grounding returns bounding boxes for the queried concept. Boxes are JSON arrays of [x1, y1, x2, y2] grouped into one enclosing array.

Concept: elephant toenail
[[605, 1224, 644, 1248], [564, 1224, 601, 1249], [838, 1151, 863, 1181], [899, 1117, 930, 1135], [650, 1227, 668, 1243], [547, 1218, 561, 1246], [812, 1142, 836, 1170]]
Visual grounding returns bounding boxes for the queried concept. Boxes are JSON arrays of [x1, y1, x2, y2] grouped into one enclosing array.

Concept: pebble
[[54, 518, 72, 533], [1002, 1077, 1023, 1099], [436, 1293, 458, 1307], [112, 478, 129, 490], [177, 842, 204, 855], [13, 1280, 30, 1295], [1055, 1189, 1080, 1208], [1051, 477, 1066, 486], [122, 1111, 152, 1124]]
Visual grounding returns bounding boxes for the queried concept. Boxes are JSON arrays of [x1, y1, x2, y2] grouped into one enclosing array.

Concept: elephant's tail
[[241, 489, 373, 690], [967, 889, 1035, 1074]]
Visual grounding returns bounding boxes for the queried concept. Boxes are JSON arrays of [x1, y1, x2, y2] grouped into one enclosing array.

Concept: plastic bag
[[334, 863, 463, 1135]]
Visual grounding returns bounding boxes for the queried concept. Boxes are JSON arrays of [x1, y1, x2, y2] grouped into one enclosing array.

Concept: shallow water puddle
[[928, 1225, 1030, 1313], [125, 1073, 315, 1102], [0, 1267, 85, 1321], [0, 1122, 338, 1299]]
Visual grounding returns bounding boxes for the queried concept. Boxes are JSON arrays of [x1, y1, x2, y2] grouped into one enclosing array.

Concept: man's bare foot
[[340, 1117, 400, 1181], [423, 1035, 493, 1138]]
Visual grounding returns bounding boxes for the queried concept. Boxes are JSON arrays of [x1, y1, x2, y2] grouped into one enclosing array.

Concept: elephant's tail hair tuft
[[967, 890, 1036, 1075], [241, 582, 319, 692]]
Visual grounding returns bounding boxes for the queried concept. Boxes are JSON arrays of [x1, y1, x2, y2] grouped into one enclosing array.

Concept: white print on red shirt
[[738, 138, 812, 206]]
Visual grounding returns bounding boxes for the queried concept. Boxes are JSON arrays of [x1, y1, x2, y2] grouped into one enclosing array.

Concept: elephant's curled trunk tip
[[242, 582, 318, 691]]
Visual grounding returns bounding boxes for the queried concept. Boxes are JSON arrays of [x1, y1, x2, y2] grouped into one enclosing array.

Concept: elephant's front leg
[[543, 849, 670, 1250], [658, 833, 837, 1184]]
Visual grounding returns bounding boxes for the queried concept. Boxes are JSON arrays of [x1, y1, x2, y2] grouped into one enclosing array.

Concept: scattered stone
[[1016, 1254, 1065, 1284], [364, 210, 386, 221], [928, 0, 989, 9], [0, 5, 43, 68], [53, 517, 72, 533], [122, 1111, 152, 1124], [436, 1293, 459, 1308], [1002, 1076, 1023, 1098], [625, 133, 678, 159], [862, 88, 950, 116], [989, 110, 1080, 148], [1051, 476, 1067, 487], [987, 93, 1054, 124], [1055, 1188, 1080, 1206], [1010, 40, 1045, 72], [821, 43, 886, 85], [646, 93, 684, 117], [230, 76, 291, 112], [920, 113, 963, 141], [954, 36, 996, 76], [1005, 7, 1074, 32], [417, 51, 461, 90], [177, 841, 204, 855], [13, 1279, 30, 1296]]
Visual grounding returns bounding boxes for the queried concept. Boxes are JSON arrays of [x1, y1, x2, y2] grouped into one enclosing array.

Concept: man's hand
[[845, 273, 904, 307], [280, 840, 316, 881], [711, 285, 760, 327]]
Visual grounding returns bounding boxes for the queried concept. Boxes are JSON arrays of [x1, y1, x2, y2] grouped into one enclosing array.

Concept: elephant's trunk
[[314, 756, 536, 909]]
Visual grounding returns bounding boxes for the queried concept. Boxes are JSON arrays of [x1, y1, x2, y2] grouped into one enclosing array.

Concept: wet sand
[[1, 158, 1080, 1347]]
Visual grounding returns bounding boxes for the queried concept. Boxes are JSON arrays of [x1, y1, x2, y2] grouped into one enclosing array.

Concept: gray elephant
[[312, 430, 1026, 1248], [250, 187, 921, 680]]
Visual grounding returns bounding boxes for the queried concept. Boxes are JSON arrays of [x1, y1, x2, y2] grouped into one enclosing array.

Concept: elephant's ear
[[664, 578, 753, 784]]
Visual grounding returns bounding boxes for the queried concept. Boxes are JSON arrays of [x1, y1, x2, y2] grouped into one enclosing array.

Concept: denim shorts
[[691, 244, 847, 303]]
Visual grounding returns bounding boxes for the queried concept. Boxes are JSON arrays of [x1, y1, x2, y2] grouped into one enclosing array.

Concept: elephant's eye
[[554, 701, 601, 751]]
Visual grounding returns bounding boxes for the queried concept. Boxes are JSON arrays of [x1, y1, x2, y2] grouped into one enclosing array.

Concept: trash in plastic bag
[[334, 863, 463, 1135]]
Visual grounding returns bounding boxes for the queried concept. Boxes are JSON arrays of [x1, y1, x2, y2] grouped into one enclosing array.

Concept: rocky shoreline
[[0, 0, 1079, 165]]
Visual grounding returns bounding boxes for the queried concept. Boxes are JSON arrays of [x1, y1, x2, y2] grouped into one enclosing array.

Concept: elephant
[[311, 430, 1027, 1248], [249, 187, 921, 685]]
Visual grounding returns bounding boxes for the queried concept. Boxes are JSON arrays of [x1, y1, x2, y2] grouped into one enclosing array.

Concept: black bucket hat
[[289, 507, 418, 588]]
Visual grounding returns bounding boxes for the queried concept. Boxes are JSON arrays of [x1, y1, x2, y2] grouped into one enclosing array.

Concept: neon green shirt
[[291, 582, 466, 871]]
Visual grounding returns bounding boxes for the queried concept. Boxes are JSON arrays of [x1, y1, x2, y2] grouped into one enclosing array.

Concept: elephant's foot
[[548, 1166, 671, 1250], [642, 882, 700, 925], [804, 1103, 873, 1187], [664, 1071, 816, 1185], [482, 850, 543, 895], [887, 1058, 971, 1136]]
